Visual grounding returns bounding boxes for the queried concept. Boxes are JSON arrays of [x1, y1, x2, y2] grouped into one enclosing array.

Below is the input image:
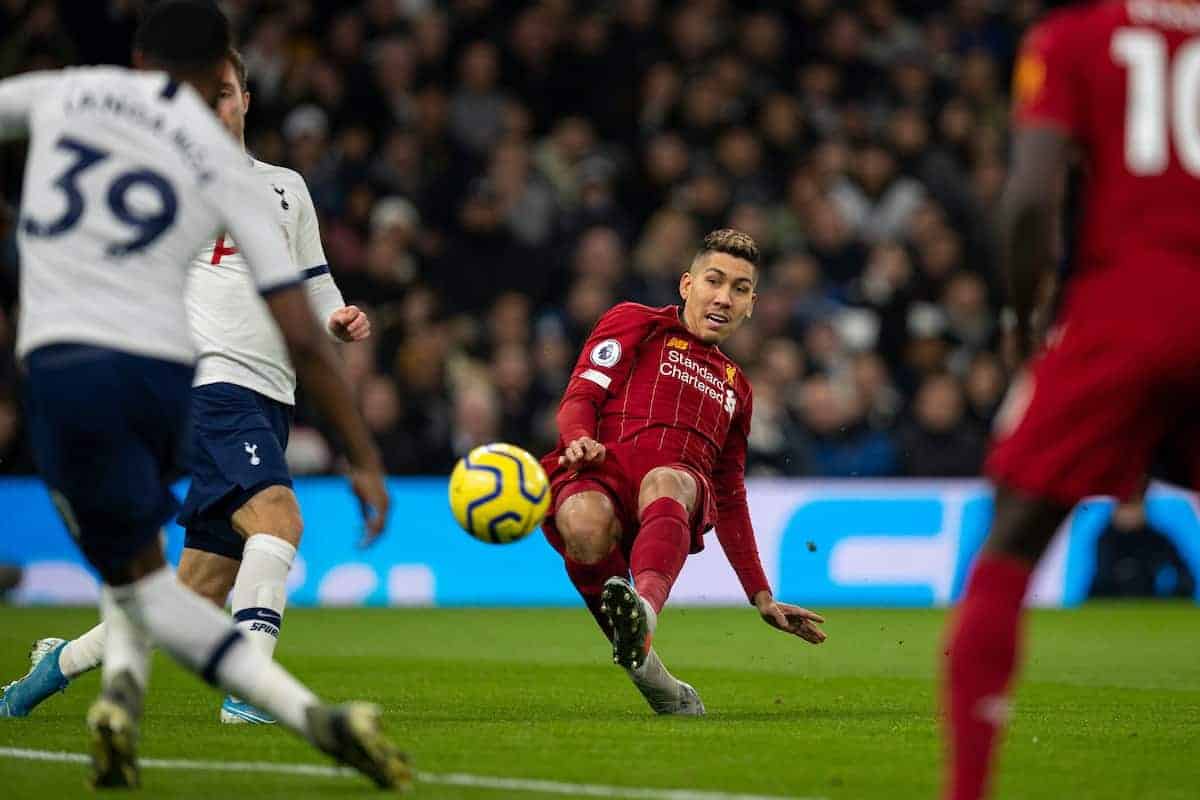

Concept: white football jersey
[[0, 67, 300, 364], [188, 158, 346, 405]]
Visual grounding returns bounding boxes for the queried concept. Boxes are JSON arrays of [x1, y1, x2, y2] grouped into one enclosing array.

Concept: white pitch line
[[418, 771, 826, 800], [0, 747, 825, 800]]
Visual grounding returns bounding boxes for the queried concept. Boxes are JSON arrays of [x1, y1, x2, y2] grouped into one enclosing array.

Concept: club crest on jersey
[[271, 184, 290, 210], [244, 442, 261, 466], [1013, 51, 1046, 109], [590, 339, 621, 367], [725, 364, 737, 385], [666, 336, 690, 350]]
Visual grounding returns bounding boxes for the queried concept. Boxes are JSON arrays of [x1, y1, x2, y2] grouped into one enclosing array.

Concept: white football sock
[[115, 567, 319, 736], [640, 594, 658, 636], [627, 647, 676, 691], [212, 637, 319, 733], [58, 621, 107, 679], [99, 588, 150, 697], [230, 534, 295, 658]]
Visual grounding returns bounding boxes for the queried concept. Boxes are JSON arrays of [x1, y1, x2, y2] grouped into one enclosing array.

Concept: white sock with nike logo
[[231, 533, 296, 659]]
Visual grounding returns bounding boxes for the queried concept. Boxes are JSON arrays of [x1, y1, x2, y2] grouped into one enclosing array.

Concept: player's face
[[679, 253, 757, 344], [215, 60, 249, 144]]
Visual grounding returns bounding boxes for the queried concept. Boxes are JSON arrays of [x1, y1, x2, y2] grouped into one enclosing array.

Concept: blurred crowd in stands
[[0, 0, 1050, 478]]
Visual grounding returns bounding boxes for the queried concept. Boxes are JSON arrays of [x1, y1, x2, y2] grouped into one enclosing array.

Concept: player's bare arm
[[998, 126, 1069, 361], [265, 288, 389, 542], [680, 235, 826, 645]]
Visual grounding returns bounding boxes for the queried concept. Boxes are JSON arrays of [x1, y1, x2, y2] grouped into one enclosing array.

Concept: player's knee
[[232, 485, 303, 546], [638, 467, 695, 513], [557, 492, 619, 564]]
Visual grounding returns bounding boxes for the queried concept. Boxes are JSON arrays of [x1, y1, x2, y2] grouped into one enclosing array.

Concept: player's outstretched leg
[[599, 575, 704, 715], [629, 468, 695, 621], [0, 622, 106, 718], [93, 541, 411, 791], [0, 639, 68, 718], [549, 488, 700, 715], [547, 489, 627, 639], [600, 576, 655, 670], [175, 543, 260, 723], [223, 523, 297, 724], [602, 467, 704, 714], [89, 581, 152, 788], [4, 491, 301, 727], [183, 450, 304, 724], [943, 486, 1067, 800], [628, 648, 705, 716]]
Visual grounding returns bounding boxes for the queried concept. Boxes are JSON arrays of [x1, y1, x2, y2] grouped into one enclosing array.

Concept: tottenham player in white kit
[[0, 1, 407, 790], [0, 50, 368, 726]]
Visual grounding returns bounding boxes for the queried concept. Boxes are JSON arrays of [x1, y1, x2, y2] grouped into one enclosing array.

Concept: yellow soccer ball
[[448, 443, 551, 544]]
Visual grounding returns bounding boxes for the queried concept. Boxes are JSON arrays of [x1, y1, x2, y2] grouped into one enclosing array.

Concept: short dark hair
[[695, 228, 760, 269], [134, 0, 231, 74], [226, 47, 248, 91]]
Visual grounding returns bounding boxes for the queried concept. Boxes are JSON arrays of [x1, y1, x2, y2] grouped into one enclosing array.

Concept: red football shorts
[[987, 263, 1200, 505], [540, 440, 718, 557]]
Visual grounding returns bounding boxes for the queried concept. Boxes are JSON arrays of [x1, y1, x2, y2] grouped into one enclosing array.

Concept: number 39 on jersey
[[22, 134, 178, 256]]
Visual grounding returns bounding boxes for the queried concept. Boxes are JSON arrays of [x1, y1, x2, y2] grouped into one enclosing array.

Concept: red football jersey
[[557, 302, 752, 482], [550, 302, 769, 601], [1014, 0, 1200, 274]]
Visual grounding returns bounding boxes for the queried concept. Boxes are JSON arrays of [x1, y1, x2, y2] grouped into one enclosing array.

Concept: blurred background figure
[[1089, 499, 1196, 600], [897, 373, 985, 477]]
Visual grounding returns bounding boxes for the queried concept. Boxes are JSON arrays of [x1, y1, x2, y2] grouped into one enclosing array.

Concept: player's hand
[[558, 436, 606, 470], [349, 465, 390, 547], [754, 592, 826, 644], [328, 305, 371, 342]]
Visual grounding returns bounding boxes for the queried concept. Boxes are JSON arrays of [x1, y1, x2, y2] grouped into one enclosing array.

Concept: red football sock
[[943, 553, 1033, 800], [630, 497, 691, 614], [563, 548, 628, 643], [544, 514, 630, 642]]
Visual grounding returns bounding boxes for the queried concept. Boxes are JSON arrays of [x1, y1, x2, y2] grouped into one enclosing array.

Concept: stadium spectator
[[450, 40, 508, 157], [798, 375, 897, 478], [897, 373, 986, 477], [747, 367, 808, 477], [1089, 500, 1197, 599], [964, 351, 1005, 427], [0, 0, 1038, 480], [830, 138, 925, 244]]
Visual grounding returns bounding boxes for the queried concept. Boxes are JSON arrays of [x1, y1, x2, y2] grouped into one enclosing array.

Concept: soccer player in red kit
[[944, 2, 1200, 798], [541, 229, 826, 716]]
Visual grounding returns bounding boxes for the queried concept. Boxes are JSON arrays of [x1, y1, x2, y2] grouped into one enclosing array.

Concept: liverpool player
[[542, 229, 826, 715], [944, 3, 1200, 799]]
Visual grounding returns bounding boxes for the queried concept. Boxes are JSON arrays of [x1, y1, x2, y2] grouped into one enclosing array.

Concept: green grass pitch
[[0, 604, 1197, 799]]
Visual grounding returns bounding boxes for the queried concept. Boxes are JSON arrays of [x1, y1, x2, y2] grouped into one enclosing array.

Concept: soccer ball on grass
[[448, 443, 550, 544]]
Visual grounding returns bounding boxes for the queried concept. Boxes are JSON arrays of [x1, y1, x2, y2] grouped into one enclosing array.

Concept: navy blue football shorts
[[177, 382, 293, 561], [24, 344, 192, 575]]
